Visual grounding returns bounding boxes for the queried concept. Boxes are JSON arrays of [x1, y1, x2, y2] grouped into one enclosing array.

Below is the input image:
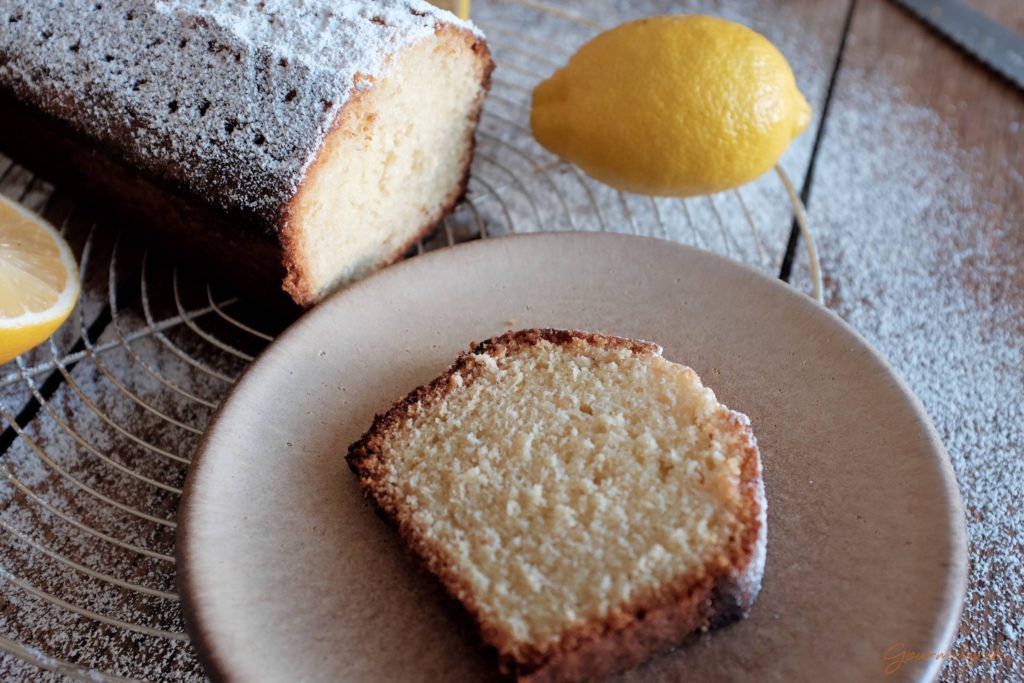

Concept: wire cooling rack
[[0, 1, 821, 680]]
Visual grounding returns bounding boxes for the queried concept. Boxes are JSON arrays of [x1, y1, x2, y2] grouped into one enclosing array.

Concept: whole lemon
[[530, 15, 811, 197]]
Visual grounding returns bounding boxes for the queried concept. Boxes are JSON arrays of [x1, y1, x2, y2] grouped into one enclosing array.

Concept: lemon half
[[531, 15, 811, 197], [427, 0, 470, 20], [0, 196, 80, 364]]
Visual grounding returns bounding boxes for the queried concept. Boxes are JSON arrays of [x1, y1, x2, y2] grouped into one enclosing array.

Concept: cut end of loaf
[[283, 24, 492, 306], [348, 329, 766, 682]]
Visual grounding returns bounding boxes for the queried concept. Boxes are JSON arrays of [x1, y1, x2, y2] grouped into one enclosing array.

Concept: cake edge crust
[[280, 23, 494, 306], [346, 328, 767, 682]]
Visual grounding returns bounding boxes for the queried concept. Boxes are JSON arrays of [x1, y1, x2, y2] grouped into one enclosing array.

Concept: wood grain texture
[[792, 0, 1023, 679], [965, 0, 1024, 33]]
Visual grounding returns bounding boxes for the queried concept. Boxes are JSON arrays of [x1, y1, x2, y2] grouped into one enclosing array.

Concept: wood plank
[[965, 0, 1024, 33], [791, 0, 1023, 679]]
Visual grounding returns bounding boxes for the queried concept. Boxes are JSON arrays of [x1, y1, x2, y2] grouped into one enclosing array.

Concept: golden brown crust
[[281, 24, 493, 307], [347, 328, 766, 682]]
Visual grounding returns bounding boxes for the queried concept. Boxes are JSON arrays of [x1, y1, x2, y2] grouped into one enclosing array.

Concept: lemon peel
[[426, 0, 470, 20], [531, 15, 811, 197]]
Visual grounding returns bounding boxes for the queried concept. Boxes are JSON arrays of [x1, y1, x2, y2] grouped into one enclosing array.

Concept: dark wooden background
[[0, 0, 1020, 680]]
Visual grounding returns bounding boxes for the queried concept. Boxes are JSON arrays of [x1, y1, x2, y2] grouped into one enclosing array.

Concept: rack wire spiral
[[0, 1, 821, 680]]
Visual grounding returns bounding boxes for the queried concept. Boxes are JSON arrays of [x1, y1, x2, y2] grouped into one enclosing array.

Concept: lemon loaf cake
[[0, 0, 492, 306], [348, 329, 767, 681]]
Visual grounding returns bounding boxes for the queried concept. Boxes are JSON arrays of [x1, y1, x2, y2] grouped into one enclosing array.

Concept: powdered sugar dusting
[[795, 66, 1024, 679], [0, 299, 249, 680], [0, 0, 475, 227]]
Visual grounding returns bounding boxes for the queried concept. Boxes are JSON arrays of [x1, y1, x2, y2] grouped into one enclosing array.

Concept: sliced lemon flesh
[[427, 0, 470, 20], [0, 196, 80, 364]]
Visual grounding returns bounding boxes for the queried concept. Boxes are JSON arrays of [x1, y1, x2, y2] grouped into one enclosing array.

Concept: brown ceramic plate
[[178, 232, 967, 682]]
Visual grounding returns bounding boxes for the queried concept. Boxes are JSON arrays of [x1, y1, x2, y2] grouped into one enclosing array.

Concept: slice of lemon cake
[[347, 329, 766, 682]]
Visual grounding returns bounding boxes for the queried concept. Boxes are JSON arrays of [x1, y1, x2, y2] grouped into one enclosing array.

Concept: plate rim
[[177, 232, 968, 682]]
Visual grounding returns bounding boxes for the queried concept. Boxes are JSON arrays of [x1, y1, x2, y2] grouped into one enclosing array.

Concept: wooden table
[[0, 0, 1020, 680]]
